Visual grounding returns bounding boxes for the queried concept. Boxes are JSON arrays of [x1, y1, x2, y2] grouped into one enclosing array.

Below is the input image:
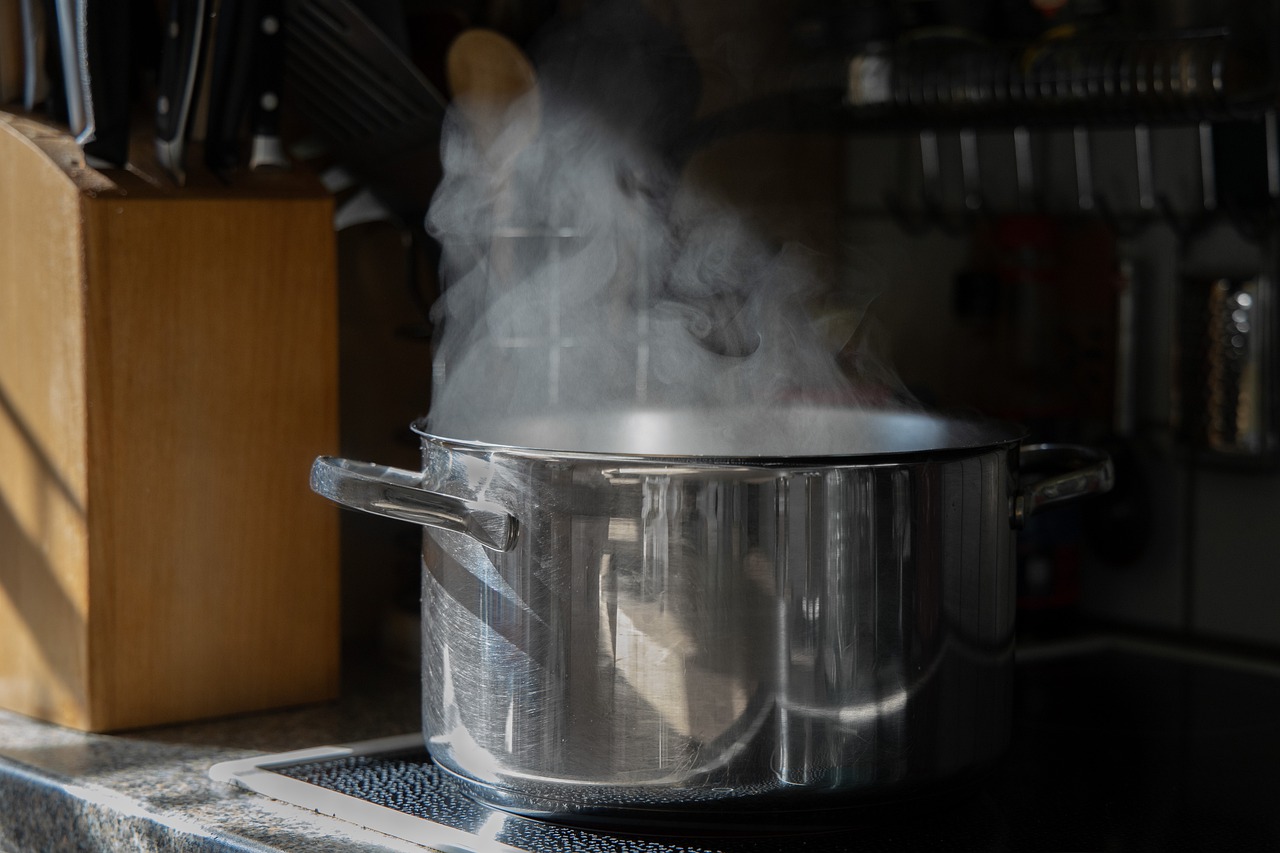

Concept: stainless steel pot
[[311, 407, 1112, 821]]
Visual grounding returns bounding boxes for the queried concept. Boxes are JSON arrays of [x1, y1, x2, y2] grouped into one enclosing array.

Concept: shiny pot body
[[311, 408, 1111, 820]]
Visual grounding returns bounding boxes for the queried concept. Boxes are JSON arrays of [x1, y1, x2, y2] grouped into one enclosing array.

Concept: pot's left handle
[[1012, 443, 1115, 529], [310, 457, 520, 552]]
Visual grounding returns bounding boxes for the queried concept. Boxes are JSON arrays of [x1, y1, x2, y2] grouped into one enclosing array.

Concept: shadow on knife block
[[0, 111, 340, 732]]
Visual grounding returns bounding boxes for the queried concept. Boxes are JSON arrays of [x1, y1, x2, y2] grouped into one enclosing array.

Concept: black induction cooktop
[[211, 637, 1280, 852]]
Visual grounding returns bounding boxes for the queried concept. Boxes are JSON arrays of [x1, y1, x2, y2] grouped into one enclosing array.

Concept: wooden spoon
[[445, 29, 543, 298], [445, 29, 539, 164]]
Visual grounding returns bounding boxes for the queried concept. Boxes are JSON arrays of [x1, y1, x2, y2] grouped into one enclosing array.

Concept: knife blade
[[70, 0, 94, 144], [51, 0, 88, 134], [247, 0, 287, 169], [155, 0, 208, 185], [53, 0, 96, 143], [18, 0, 49, 110]]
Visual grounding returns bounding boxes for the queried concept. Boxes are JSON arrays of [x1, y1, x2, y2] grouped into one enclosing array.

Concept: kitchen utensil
[[311, 406, 1112, 820], [203, 0, 256, 174], [284, 0, 447, 220], [155, 0, 208, 185], [206, 0, 288, 173], [444, 28, 540, 308], [445, 28, 538, 158], [1177, 273, 1277, 461], [246, 0, 287, 169], [81, 0, 131, 166], [18, 0, 48, 110], [1173, 127, 1277, 465], [39, 0, 64, 120], [51, 0, 89, 136]]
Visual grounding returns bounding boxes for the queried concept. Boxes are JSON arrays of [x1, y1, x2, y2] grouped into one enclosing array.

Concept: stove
[[210, 636, 1280, 851]]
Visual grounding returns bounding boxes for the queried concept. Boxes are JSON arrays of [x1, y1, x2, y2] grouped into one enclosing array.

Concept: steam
[[426, 3, 905, 449]]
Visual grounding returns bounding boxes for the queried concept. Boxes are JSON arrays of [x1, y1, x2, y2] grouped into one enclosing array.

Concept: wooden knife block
[[0, 113, 340, 731]]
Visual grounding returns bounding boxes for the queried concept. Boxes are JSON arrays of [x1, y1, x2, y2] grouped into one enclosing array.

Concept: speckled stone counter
[[0, 652, 427, 852]]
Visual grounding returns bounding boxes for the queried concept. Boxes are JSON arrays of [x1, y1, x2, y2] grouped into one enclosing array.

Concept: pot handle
[[310, 456, 520, 552], [1012, 443, 1115, 529]]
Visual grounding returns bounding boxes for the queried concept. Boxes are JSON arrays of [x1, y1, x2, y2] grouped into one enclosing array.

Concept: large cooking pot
[[311, 406, 1111, 822]]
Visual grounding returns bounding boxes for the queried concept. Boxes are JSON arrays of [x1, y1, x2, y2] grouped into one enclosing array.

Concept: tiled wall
[[843, 129, 1280, 650]]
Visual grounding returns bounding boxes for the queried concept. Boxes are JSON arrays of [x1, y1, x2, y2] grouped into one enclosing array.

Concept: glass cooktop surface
[[210, 638, 1280, 852]]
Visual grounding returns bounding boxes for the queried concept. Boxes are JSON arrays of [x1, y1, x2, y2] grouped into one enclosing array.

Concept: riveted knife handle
[[247, 0, 288, 169], [155, 0, 208, 184]]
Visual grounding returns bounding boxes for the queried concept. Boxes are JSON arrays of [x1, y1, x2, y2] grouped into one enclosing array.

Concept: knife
[[203, 0, 254, 175], [18, 0, 48, 110], [247, 0, 287, 169], [52, 0, 91, 137], [39, 0, 65, 120], [155, 0, 208, 185], [81, 0, 131, 166]]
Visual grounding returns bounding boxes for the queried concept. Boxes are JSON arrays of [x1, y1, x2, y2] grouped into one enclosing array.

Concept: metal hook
[[959, 127, 984, 213], [1013, 125, 1037, 211], [1199, 121, 1218, 213], [920, 129, 943, 212], [1072, 125, 1096, 213], [1266, 109, 1280, 202], [1134, 123, 1156, 215]]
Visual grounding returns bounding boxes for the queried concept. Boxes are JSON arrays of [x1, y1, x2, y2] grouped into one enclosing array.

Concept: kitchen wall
[[841, 125, 1280, 650]]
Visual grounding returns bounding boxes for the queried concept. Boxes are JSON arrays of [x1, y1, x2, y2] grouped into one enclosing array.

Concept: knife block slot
[[0, 112, 340, 731]]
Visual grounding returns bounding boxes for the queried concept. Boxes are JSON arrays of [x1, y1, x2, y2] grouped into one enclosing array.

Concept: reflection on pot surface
[[418, 439, 1014, 815]]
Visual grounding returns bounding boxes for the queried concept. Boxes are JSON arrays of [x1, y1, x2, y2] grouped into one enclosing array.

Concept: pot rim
[[410, 406, 1028, 466]]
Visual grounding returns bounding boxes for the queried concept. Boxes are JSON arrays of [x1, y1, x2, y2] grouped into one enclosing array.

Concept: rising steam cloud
[[426, 2, 906, 450]]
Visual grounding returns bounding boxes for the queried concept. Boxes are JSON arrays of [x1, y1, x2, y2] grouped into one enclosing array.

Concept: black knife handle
[[82, 0, 132, 166], [204, 0, 252, 173], [155, 0, 207, 145], [247, 0, 288, 169]]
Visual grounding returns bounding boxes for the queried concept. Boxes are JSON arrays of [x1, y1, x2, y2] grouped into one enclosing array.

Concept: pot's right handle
[[1012, 443, 1115, 529], [310, 457, 520, 552]]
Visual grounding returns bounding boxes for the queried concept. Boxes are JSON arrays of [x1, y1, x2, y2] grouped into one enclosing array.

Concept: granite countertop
[[0, 650, 431, 852]]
